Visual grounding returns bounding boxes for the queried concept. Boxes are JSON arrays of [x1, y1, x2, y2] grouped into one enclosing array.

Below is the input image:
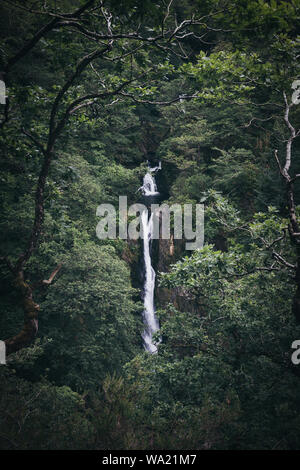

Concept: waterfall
[[140, 163, 161, 353]]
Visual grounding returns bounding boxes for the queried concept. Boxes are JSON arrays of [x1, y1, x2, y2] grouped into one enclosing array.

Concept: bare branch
[[117, 91, 199, 106], [274, 93, 300, 244], [243, 115, 275, 128], [274, 149, 285, 178], [22, 128, 46, 155], [42, 263, 63, 285], [48, 44, 111, 149], [163, 0, 174, 35], [272, 251, 296, 270], [3, 0, 96, 74], [4, 271, 39, 355]]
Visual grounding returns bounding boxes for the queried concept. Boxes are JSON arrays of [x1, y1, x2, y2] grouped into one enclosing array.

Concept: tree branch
[[117, 91, 199, 106], [42, 263, 62, 285], [3, 0, 96, 74]]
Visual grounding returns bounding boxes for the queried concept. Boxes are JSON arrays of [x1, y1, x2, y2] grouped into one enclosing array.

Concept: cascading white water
[[139, 173, 159, 196], [140, 164, 161, 353]]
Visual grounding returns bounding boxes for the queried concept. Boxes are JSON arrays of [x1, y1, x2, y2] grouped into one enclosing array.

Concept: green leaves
[[40, 242, 141, 391]]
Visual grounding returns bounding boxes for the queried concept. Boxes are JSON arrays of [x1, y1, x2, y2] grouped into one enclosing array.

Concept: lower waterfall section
[[140, 164, 161, 353]]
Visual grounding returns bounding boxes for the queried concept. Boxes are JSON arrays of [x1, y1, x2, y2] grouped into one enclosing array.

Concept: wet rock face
[[154, 235, 203, 315], [121, 239, 142, 290], [123, 229, 205, 316]]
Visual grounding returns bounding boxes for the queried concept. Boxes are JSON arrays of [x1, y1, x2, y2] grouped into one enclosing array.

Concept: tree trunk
[[5, 271, 39, 355]]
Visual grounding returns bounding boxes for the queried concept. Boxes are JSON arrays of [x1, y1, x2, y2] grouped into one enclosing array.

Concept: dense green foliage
[[0, 0, 300, 450]]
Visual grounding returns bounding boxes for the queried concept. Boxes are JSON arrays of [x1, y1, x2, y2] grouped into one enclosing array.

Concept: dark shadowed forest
[[0, 0, 300, 451]]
